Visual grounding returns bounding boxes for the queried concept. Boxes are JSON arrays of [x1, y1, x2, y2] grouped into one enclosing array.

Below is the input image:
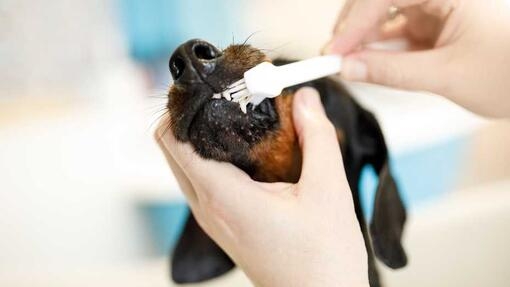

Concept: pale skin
[[324, 0, 510, 118], [158, 1, 510, 286]]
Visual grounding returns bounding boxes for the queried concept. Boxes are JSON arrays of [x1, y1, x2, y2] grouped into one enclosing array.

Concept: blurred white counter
[[3, 180, 508, 287]]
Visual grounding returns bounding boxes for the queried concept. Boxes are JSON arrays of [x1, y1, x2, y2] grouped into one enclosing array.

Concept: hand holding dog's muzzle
[[155, 87, 369, 287]]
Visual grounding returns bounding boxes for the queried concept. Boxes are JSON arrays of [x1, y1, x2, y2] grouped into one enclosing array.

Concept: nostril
[[169, 40, 220, 82], [170, 56, 185, 80], [193, 44, 219, 61]]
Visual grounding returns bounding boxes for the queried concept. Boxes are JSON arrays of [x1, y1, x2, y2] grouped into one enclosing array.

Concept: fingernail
[[295, 87, 325, 115], [342, 58, 367, 81]]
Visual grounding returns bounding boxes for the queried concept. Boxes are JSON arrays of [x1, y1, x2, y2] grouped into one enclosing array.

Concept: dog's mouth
[[167, 39, 279, 161]]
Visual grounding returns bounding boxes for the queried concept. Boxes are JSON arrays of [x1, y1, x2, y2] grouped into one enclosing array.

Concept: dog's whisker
[[149, 109, 170, 133]]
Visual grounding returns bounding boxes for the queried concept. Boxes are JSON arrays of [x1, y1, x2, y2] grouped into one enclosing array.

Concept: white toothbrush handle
[[244, 55, 343, 106], [275, 55, 342, 88]]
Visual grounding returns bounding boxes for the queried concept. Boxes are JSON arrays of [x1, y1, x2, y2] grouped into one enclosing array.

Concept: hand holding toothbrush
[[324, 0, 510, 118]]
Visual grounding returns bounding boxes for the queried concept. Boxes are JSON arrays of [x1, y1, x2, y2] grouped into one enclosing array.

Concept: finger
[[292, 87, 347, 191], [414, 0, 457, 19], [322, 0, 355, 55], [341, 47, 451, 93], [362, 15, 407, 44], [332, 0, 355, 35], [154, 119, 198, 208], [325, 0, 456, 55], [325, 0, 392, 55]]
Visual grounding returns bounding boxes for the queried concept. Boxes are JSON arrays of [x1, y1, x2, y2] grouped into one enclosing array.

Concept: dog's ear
[[356, 108, 407, 269], [171, 211, 235, 283], [370, 162, 407, 268]]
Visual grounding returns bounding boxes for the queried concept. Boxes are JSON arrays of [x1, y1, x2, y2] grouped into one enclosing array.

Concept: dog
[[165, 39, 407, 287]]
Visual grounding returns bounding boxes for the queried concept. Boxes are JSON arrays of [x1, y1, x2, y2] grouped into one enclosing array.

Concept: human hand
[[156, 87, 369, 287], [324, 0, 510, 117]]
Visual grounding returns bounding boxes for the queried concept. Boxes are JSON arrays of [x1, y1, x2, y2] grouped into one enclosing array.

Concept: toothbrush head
[[213, 61, 281, 113], [212, 78, 252, 113]]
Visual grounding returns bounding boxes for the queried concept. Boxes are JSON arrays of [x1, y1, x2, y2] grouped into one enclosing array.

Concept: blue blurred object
[[359, 136, 471, 220], [118, 0, 244, 62], [140, 201, 188, 255]]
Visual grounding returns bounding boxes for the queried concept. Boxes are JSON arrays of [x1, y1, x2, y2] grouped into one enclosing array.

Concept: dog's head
[[166, 39, 407, 284], [167, 39, 299, 181]]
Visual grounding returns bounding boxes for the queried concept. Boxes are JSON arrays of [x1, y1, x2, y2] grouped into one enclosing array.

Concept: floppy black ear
[[370, 163, 407, 268], [171, 210, 235, 283], [356, 108, 408, 269]]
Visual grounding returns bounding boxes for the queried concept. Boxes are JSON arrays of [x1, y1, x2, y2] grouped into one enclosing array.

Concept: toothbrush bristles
[[227, 83, 247, 94], [228, 79, 245, 88], [231, 89, 250, 100], [212, 78, 253, 114]]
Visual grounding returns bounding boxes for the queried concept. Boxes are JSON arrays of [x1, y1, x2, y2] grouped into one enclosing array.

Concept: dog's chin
[[185, 97, 279, 161]]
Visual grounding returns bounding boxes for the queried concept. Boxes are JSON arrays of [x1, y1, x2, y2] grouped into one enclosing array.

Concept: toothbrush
[[212, 55, 343, 113]]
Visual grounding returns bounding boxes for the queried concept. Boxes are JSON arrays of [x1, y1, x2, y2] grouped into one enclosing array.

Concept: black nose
[[169, 39, 221, 83]]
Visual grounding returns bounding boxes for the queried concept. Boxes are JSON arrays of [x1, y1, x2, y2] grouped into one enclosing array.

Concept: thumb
[[292, 87, 346, 190], [342, 49, 451, 93]]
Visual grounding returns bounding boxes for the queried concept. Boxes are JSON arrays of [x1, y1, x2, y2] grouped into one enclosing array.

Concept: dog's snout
[[192, 42, 220, 61], [169, 55, 186, 80], [169, 39, 221, 83]]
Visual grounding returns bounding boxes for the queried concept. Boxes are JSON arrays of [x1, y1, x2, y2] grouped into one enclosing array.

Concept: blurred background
[[1, 0, 509, 286]]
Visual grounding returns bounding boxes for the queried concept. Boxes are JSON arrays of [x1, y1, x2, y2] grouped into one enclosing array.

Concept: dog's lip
[[183, 90, 236, 139], [185, 93, 269, 140], [176, 61, 262, 139], [180, 88, 213, 139], [177, 73, 242, 139]]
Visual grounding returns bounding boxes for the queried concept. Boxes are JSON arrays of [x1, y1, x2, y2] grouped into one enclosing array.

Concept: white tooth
[[232, 93, 247, 103], [238, 96, 251, 114], [223, 92, 231, 101], [240, 101, 247, 114], [212, 93, 221, 99]]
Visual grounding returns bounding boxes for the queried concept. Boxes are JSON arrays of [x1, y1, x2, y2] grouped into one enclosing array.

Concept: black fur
[[168, 42, 407, 286]]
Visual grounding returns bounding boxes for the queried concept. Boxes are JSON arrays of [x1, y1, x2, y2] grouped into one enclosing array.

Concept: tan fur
[[249, 93, 301, 183]]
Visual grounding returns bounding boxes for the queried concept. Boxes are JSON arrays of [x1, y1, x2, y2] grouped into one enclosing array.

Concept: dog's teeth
[[222, 92, 232, 101], [240, 101, 248, 114], [237, 95, 252, 114], [214, 79, 250, 112]]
